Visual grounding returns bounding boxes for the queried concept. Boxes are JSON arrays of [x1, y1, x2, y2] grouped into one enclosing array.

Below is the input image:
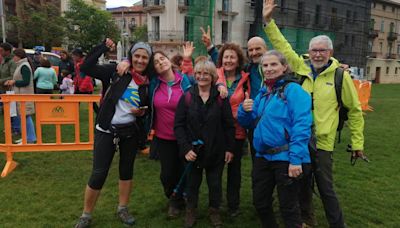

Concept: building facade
[[61, 0, 106, 12], [143, 0, 252, 57], [366, 0, 400, 83], [249, 0, 371, 71]]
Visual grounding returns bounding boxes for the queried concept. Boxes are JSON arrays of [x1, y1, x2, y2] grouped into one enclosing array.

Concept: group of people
[[0, 43, 100, 143], [0, 0, 363, 227]]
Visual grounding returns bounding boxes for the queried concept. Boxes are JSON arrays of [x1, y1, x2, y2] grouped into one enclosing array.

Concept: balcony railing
[[148, 30, 185, 43], [367, 52, 378, 58], [386, 53, 397, 59], [387, 32, 398, 41], [368, 29, 379, 39], [143, 0, 165, 12], [178, 0, 189, 12]]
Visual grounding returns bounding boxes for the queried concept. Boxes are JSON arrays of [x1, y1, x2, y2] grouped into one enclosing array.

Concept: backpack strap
[[334, 67, 344, 110]]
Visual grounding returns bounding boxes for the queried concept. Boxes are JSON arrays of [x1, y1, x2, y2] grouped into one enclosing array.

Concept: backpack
[[300, 68, 347, 143]]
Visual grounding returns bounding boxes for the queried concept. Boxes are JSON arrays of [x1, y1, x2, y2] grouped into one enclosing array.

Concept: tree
[[130, 25, 148, 42], [64, 0, 119, 52], [9, 0, 66, 49]]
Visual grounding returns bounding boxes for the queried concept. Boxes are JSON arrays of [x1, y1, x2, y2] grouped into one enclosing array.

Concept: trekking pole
[[347, 144, 370, 166], [171, 139, 204, 197]]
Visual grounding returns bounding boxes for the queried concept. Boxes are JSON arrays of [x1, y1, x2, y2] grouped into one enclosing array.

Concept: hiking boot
[[117, 207, 135, 226], [167, 204, 180, 219], [74, 216, 91, 228], [184, 208, 197, 228], [209, 207, 223, 228]]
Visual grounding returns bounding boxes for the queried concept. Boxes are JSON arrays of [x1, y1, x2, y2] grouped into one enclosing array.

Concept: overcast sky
[[106, 0, 141, 8]]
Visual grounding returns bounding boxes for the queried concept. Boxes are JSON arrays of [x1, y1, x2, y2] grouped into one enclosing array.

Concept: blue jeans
[[11, 116, 21, 134], [18, 115, 36, 143]]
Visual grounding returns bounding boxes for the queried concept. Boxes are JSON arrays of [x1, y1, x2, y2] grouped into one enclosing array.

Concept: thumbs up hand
[[243, 92, 253, 112]]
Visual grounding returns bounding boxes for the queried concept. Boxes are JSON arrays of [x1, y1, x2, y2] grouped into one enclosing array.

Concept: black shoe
[[117, 207, 135, 226], [74, 216, 91, 228]]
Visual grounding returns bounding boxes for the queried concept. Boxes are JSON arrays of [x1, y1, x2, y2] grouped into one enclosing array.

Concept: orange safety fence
[[0, 94, 100, 178], [353, 79, 374, 112]]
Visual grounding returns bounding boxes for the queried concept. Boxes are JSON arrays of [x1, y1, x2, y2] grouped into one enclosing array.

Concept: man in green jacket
[[262, 1, 366, 227], [0, 43, 17, 93]]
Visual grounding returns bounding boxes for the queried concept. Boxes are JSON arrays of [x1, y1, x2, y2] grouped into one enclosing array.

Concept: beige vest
[[13, 58, 35, 115]]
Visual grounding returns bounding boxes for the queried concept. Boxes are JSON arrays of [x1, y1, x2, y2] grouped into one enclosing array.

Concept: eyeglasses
[[195, 72, 211, 77], [309, 49, 330, 55]]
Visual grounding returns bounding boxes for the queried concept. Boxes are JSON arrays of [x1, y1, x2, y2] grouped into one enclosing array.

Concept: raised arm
[[80, 39, 117, 81], [262, 0, 309, 75]]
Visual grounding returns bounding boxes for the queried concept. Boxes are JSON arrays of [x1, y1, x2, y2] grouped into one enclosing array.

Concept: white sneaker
[[14, 138, 22, 144]]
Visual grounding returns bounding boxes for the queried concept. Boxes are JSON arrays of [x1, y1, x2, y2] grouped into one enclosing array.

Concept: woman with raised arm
[[74, 38, 153, 228], [148, 42, 195, 218]]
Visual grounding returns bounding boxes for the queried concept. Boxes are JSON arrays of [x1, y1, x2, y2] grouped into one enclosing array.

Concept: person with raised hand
[[262, 0, 365, 227], [74, 38, 153, 228], [148, 41, 195, 219], [238, 50, 312, 228]]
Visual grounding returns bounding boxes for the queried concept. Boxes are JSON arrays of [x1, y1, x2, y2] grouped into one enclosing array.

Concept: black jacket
[[80, 42, 149, 131], [174, 85, 235, 167]]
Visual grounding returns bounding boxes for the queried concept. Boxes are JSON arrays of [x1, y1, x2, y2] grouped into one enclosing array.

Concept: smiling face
[[308, 41, 333, 70], [247, 37, 267, 64], [131, 48, 150, 73], [222, 49, 239, 73], [261, 55, 288, 80], [153, 52, 172, 75]]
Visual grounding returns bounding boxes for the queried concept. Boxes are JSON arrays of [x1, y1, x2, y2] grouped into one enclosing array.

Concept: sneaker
[[14, 138, 22, 144], [117, 207, 135, 226], [74, 216, 91, 228]]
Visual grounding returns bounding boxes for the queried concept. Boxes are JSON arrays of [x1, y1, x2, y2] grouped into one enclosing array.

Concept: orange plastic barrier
[[353, 79, 373, 111], [0, 94, 100, 178]]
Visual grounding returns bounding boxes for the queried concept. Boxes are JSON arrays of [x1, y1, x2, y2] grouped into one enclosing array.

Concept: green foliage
[[64, 0, 119, 52], [9, 1, 66, 50], [0, 84, 399, 227], [130, 25, 148, 42]]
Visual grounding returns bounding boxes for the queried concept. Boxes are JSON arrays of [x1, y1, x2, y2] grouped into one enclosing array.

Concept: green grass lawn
[[0, 84, 399, 227]]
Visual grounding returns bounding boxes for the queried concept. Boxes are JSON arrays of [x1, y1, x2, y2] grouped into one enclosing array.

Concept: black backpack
[[300, 68, 347, 143]]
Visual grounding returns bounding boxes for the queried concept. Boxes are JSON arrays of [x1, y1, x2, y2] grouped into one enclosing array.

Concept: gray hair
[[259, 50, 292, 74], [194, 60, 218, 83], [309, 35, 333, 50]]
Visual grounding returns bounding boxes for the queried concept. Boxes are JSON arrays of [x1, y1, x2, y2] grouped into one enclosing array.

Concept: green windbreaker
[[264, 19, 364, 151]]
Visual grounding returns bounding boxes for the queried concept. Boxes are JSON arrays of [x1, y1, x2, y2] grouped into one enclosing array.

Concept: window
[[397, 44, 400, 54], [383, 4, 386, 11], [381, 20, 385, 32], [386, 67, 389, 74], [367, 67, 370, 74], [345, 35, 349, 46], [152, 16, 160, 41], [372, 2, 376, 8], [297, 2, 304, 22], [353, 12, 357, 23], [222, 21, 228, 43], [368, 40, 373, 52], [370, 18, 375, 29], [392, 6, 395, 12], [130, 18, 136, 27], [184, 16, 191, 41], [222, 0, 229, 12], [346, 10, 351, 23], [351, 35, 355, 46], [396, 68, 398, 75], [315, 5, 321, 24], [280, 0, 286, 12], [390, 22, 395, 33], [379, 42, 383, 52]]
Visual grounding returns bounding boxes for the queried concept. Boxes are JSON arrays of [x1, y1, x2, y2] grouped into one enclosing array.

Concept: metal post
[[0, 0, 6, 43]]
